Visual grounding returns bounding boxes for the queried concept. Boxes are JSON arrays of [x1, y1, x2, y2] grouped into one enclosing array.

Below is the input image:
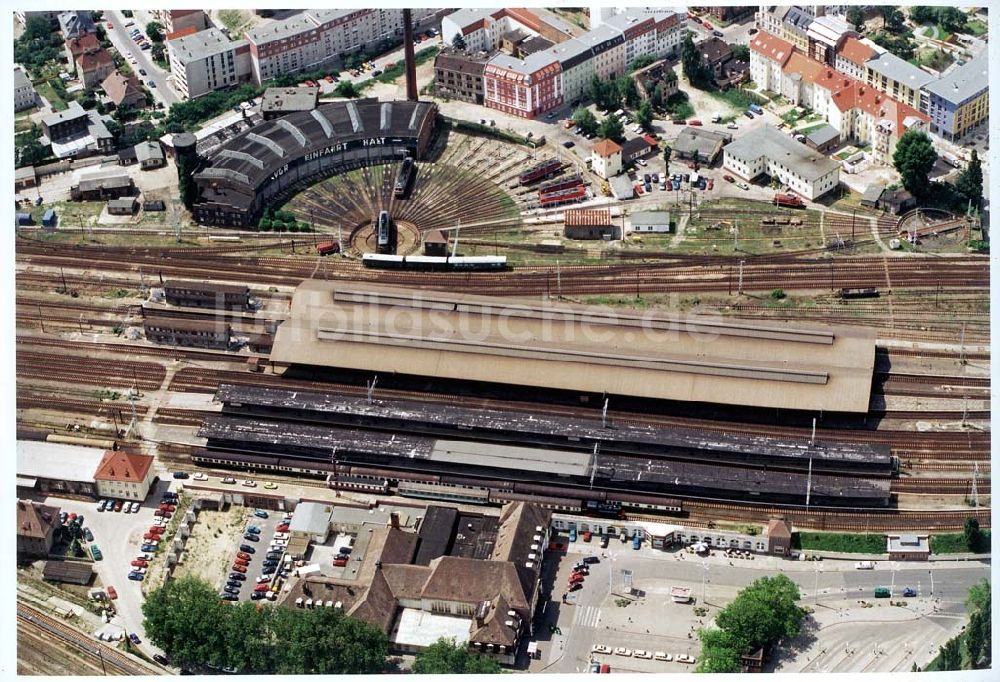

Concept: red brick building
[[483, 53, 562, 118]]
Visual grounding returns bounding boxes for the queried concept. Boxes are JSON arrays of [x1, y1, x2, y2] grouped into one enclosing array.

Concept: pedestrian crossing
[[574, 605, 601, 628]]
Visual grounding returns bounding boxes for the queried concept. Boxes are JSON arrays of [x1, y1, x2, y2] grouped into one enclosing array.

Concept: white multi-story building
[[14, 66, 37, 112], [246, 9, 437, 84], [93, 450, 156, 501], [834, 36, 879, 82], [579, 24, 626, 81], [167, 28, 252, 100], [600, 10, 682, 66], [723, 125, 840, 200], [749, 30, 794, 93]]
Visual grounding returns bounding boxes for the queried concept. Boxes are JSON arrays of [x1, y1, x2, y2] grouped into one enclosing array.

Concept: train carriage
[[393, 156, 415, 199], [518, 159, 563, 185]]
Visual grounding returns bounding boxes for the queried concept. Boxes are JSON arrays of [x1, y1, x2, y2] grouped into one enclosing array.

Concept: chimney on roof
[[390, 511, 400, 529]]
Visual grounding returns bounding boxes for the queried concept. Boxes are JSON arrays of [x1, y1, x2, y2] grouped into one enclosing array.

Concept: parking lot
[[221, 509, 286, 602], [35, 480, 180, 659]]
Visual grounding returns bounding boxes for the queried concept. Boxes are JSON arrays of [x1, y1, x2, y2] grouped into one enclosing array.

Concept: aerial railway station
[[215, 384, 894, 476], [195, 414, 890, 507], [270, 282, 878, 414]]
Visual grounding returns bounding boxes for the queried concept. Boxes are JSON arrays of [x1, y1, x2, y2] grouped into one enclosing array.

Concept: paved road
[[104, 10, 178, 107]]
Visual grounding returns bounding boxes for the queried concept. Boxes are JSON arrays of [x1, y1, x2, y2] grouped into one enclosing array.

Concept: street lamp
[[701, 560, 709, 605], [814, 562, 823, 603]]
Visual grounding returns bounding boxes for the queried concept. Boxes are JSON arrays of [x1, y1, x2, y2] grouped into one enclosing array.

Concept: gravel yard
[[172, 506, 249, 589]]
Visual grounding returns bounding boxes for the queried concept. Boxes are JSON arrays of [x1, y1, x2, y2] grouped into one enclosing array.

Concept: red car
[[724, 174, 735, 183], [332, 558, 348, 567], [688, 119, 702, 126], [254, 584, 269, 592], [568, 574, 584, 584], [159, 504, 175, 512], [237, 552, 251, 561], [106, 585, 118, 600], [703, 21, 713, 29], [131, 559, 148, 568], [707, 179, 714, 190], [148, 526, 164, 534], [231, 564, 247, 573], [276, 524, 290, 533], [234, 557, 249, 567], [143, 532, 157, 540]]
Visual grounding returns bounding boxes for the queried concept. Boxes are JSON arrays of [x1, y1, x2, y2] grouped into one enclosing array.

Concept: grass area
[[965, 19, 987, 36], [665, 92, 695, 120], [792, 532, 887, 554], [796, 122, 829, 136], [915, 48, 955, 71], [15, 116, 35, 134], [920, 25, 952, 41], [781, 107, 807, 125], [34, 80, 69, 111], [375, 46, 439, 83], [708, 88, 765, 112], [217, 9, 252, 36], [930, 531, 991, 554]]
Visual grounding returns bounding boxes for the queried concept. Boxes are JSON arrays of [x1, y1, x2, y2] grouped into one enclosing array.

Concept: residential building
[[135, 141, 166, 169], [564, 207, 617, 240], [578, 24, 626, 81], [76, 47, 115, 90], [805, 13, 855, 65], [723, 125, 840, 200], [601, 11, 683, 66], [632, 58, 679, 101], [755, 6, 792, 38], [702, 6, 755, 22], [749, 30, 794, 93], [433, 49, 494, 104], [673, 127, 732, 163], [150, 9, 208, 35], [93, 450, 155, 501], [260, 86, 320, 119], [482, 53, 562, 119], [864, 51, 934, 112], [101, 71, 145, 110], [834, 36, 878, 82], [66, 33, 101, 70], [542, 39, 593, 105], [441, 8, 572, 55], [621, 135, 658, 166], [245, 9, 438, 85], [58, 10, 96, 41], [629, 210, 673, 233], [40, 102, 114, 159], [779, 6, 813, 52], [17, 500, 61, 559], [167, 28, 252, 100], [14, 66, 37, 112], [696, 37, 747, 89], [15, 11, 61, 26], [591, 138, 623, 179], [923, 52, 988, 142]]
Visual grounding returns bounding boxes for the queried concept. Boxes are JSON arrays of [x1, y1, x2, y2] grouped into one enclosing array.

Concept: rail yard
[[13, 5, 991, 675]]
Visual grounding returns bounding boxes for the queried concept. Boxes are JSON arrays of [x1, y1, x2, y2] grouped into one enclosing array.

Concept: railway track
[[17, 602, 163, 676]]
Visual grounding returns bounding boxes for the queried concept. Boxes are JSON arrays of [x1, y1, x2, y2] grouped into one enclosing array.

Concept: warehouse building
[[629, 210, 673, 234], [163, 280, 251, 310], [42, 560, 95, 585], [887, 534, 930, 562], [564, 207, 617, 240], [723, 125, 840, 200], [261, 86, 319, 120], [16, 440, 106, 497], [673, 127, 731, 164]]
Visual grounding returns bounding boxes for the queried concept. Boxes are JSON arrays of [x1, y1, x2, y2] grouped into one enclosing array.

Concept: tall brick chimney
[[403, 8, 418, 101]]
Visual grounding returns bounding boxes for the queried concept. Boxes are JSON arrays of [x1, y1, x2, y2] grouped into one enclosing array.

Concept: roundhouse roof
[[195, 99, 437, 193], [271, 282, 877, 413]]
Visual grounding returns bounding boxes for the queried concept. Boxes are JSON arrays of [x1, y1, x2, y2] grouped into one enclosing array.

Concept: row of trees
[[697, 575, 806, 673], [681, 32, 714, 89], [909, 6, 969, 33], [142, 577, 388, 674], [14, 16, 65, 75], [892, 130, 984, 209]]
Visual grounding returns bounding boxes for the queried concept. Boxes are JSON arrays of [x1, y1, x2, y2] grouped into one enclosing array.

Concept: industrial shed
[[270, 283, 878, 413], [43, 560, 95, 585]]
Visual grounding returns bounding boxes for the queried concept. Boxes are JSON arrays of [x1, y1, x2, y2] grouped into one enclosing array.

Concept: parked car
[[129, 633, 141, 645], [723, 174, 735, 183], [250, 592, 266, 600], [83, 528, 94, 541], [688, 119, 702, 126], [106, 585, 118, 600], [193, 472, 209, 481], [159, 504, 176, 512], [242, 480, 256, 488], [231, 564, 247, 574], [713, 30, 724, 38], [247, 525, 262, 535], [568, 582, 583, 592], [254, 510, 269, 519], [635, 650, 653, 659], [131, 559, 148, 568], [141, 543, 158, 552], [333, 558, 348, 567], [263, 482, 278, 489], [114, 500, 123, 512], [903, 586, 917, 597], [744, 111, 755, 119], [615, 647, 633, 657], [243, 533, 260, 542], [240, 544, 256, 553], [562, 140, 575, 148], [128, 572, 144, 581], [237, 552, 252, 561], [737, 181, 750, 190], [222, 477, 236, 484], [229, 572, 247, 581], [130, 502, 140, 513], [220, 593, 238, 601], [173, 472, 189, 479]]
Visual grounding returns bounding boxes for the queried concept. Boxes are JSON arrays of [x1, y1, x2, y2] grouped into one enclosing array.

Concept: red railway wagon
[[539, 184, 587, 207], [316, 241, 340, 255], [538, 173, 582, 194], [519, 159, 563, 185]]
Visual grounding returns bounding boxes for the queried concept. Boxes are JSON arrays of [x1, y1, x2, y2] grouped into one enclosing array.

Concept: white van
[[711, 112, 721, 123]]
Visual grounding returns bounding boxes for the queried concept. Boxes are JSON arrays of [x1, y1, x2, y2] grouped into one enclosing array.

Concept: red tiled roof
[[565, 208, 612, 226], [93, 450, 153, 483], [838, 36, 876, 65], [592, 139, 622, 157], [67, 33, 100, 59], [17, 500, 61, 540], [749, 30, 795, 67], [643, 134, 659, 147], [78, 48, 114, 73], [101, 71, 143, 106], [166, 25, 198, 42]]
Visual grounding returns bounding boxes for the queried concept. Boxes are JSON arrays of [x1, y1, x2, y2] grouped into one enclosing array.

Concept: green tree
[[696, 629, 743, 673], [955, 149, 983, 210], [936, 7, 967, 33], [636, 100, 654, 131], [451, 32, 467, 51], [589, 74, 620, 111], [572, 107, 599, 136], [14, 16, 65, 73], [335, 80, 361, 98], [714, 575, 805, 653], [630, 55, 655, 72], [617, 76, 640, 108], [142, 576, 229, 669], [662, 144, 672, 176], [152, 43, 167, 66], [963, 582, 990, 669], [176, 145, 199, 210], [963, 516, 983, 551], [892, 130, 937, 197], [412, 638, 503, 674], [681, 31, 712, 88], [146, 21, 165, 43], [847, 6, 865, 32], [599, 114, 625, 143], [909, 7, 935, 24], [937, 636, 962, 670], [885, 9, 907, 33], [731, 44, 750, 62]]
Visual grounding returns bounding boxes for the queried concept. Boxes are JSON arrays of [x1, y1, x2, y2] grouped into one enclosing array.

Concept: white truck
[[671, 586, 693, 603], [711, 112, 721, 123], [854, 561, 876, 570]]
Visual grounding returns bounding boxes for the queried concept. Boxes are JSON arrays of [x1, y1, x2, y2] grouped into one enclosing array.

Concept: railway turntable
[[270, 282, 878, 414]]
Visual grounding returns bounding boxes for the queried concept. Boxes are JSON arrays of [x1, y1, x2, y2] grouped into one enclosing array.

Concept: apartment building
[[93, 450, 156, 501], [924, 52, 989, 141], [544, 39, 593, 105], [483, 52, 562, 118], [834, 36, 878, 82], [167, 28, 252, 100], [602, 11, 682, 68], [805, 13, 855, 65], [779, 6, 813, 51], [433, 48, 493, 104], [14, 66, 37, 112], [749, 30, 795, 93], [723, 125, 840, 200], [150, 9, 208, 35], [246, 9, 437, 84], [864, 52, 935, 112]]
